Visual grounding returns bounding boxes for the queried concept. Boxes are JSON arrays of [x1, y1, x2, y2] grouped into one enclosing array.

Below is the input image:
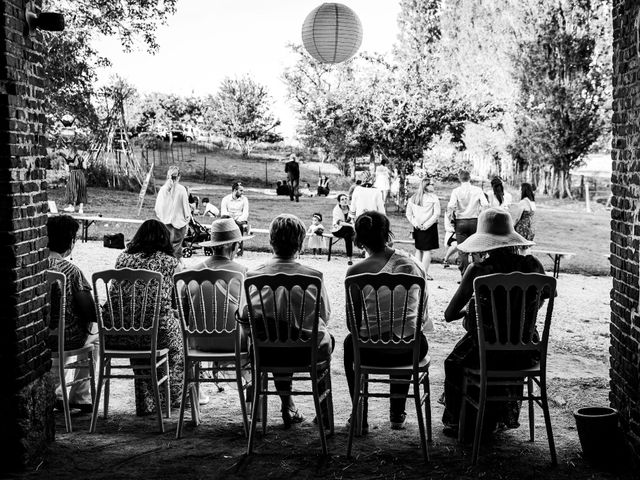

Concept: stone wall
[[611, 0, 640, 462], [0, 0, 54, 473]]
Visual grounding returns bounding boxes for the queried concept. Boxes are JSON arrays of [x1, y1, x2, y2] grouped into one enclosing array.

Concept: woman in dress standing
[[103, 219, 184, 415], [406, 176, 441, 280], [513, 182, 536, 241], [485, 176, 512, 211], [62, 146, 87, 215], [374, 159, 391, 203]]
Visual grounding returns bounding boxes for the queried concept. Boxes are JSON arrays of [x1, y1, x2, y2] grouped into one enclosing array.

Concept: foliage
[[507, 0, 611, 198], [203, 76, 283, 158]]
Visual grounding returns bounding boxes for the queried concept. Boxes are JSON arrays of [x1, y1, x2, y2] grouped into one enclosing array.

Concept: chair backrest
[[92, 268, 163, 351], [173, 268, 244, 346], [46, 270, 67, 353], [243, 273, 322, 364], [345, 272, 426, 363], [472, 272, 556, 370]]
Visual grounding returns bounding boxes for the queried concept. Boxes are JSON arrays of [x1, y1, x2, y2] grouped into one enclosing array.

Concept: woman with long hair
[[513, 182, 536, 241], [331, 193, 356, 265], [486, 176, 512, 210], [406, 176, 440, 280], [373, 159, 391, 203], [344, 211, 432, 430], [103, 219, 185, 415]]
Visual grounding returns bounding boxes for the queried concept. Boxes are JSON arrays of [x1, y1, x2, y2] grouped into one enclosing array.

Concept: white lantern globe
[[302, 3, 363, 64]]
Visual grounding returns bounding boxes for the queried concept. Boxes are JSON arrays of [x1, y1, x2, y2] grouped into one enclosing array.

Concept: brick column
[[611, 0, 640, 462], [0, 0, 54, 473]]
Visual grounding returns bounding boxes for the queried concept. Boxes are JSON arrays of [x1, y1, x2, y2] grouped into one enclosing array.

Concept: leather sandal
[[281, 405, 304, 429]]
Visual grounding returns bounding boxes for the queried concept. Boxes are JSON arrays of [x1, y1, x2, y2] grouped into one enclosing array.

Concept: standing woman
[[374, 159, 391, 203], [406, 176, 441, 280], [62, 146, 87, 215], [513, 182, 536, 241], [332, 194, 356, 265], [486, 176, 512, 210]]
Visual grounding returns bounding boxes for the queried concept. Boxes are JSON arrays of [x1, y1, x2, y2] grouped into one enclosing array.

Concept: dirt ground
[[10, 244, 636, 479]]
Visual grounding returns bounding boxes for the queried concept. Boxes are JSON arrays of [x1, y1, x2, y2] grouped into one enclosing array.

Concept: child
[[201, 197, 220, 217], [301, 182, 314, 197], [307, 213, 326, 259]]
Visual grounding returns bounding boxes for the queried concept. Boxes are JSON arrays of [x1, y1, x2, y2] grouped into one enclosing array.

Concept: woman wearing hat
[[441, 208, 545, 439]]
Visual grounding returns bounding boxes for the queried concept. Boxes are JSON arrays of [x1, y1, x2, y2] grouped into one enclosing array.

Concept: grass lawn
[[48, 172, 611, 276]]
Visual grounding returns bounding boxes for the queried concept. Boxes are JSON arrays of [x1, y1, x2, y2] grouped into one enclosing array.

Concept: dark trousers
[[455, 218, 478, 275], [235, 221, 249, 255], [288, 177, 300, 201], [332, 225, 354, 257], [343, 333, 428, 420]]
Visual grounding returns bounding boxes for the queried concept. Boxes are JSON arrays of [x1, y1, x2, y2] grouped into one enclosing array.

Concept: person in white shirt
[[446, 170, 489, 274], [406, 176, 441, 280], [154, 165, 191, 259], [201, 197, 220, 218], [349, 175, 385, 219], [485, 176, 513, 211], [220, 181, 250, 255]]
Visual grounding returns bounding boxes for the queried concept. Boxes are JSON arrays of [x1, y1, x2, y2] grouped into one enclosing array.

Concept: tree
[[204, 76, 282, 157], [508, 0, 611, 197]]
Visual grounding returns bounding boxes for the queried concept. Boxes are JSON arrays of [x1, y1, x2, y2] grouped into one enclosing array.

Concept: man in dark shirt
[[284, 153, 300, 202]]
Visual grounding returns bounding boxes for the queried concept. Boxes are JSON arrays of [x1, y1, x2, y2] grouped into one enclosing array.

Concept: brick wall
[[611, 0, 640, 462], [0, 0, 54, 473]]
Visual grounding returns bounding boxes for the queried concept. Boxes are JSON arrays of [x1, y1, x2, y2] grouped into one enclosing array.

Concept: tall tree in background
[[508, 0, 611, 197], [205, 76, 282, 158]]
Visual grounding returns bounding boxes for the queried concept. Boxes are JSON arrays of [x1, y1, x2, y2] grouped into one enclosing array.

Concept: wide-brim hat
[[457, 208, 534, 253], [199, 218, 253, 247]]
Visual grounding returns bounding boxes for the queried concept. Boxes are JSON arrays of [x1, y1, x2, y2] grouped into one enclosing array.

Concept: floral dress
[[514, 210, 535, 241], [103, 251, 184, 416]]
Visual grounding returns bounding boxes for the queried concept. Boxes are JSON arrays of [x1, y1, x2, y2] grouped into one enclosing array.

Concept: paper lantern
[[302, 3, 363, 64]]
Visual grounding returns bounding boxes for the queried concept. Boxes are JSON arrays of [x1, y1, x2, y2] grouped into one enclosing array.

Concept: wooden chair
[[243, 273, 334, 455], [173, 268, 252, 439], [344, 272, 432, 463], [46, 270, 96, 433], [459, 272, 557, 465], [90, 268, 171, 433]]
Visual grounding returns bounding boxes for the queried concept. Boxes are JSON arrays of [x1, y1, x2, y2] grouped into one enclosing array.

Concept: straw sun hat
[[456, 208, 534, 253], [199, 218, 253, 248]]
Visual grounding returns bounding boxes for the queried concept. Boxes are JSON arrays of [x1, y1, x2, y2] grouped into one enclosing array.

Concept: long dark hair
[[491, 176, 505, 205], [126, 219, 174, 257], [521, 183, 535, 202], [354, 211, 393, 251]]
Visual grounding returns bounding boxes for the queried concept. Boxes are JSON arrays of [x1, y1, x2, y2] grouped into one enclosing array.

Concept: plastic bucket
[[573, 407, 620, 464]]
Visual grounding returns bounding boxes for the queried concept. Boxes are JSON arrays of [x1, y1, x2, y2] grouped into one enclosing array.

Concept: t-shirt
[[220, 194, 249, 222]]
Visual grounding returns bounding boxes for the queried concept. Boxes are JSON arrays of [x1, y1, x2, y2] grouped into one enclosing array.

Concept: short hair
[[354, 211, 393, 251], [458, 170, 471, 182], [126, 219, 174, 257], [47, 215, 79, 254], [269, 214, 306, 257], [202, 197, 210, 203], [232, 182, 242, 191], [336, 193, 348, 203], [312, 212, 322, 222], [167, 165, 180, 180], [380, 159, 387, 166]]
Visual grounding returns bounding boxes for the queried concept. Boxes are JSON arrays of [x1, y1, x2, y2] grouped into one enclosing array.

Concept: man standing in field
[[446, 169, 488, 275], [154, 165, 191, 259], [220, 181, 250, 256], [284, 153, 300, 202]]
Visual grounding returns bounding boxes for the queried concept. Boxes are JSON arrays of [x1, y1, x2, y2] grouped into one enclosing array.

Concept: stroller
[[182, 217, 212, 258]]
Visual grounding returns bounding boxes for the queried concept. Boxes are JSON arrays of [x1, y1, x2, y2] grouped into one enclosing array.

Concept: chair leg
[[424, 372, 432, 442], [311, 368, 328, 455], [236, 360, 249, 437], [165, 355, 172, 419], [247, 371, 263, 455], [57, 355, 73, 433], [90, 357, 105, 433], [471, 381, 487, 465], [458, 375, 468, 444], [539, 376, 557, 465], [89, 351, 96, 407], [346, 371, 361, 459], [326, 369, 335, 436], [150, 357, 165, 434], [360, 374, 369, 437], [528, 377, 535, 442], [261, 373, 268, 435], [104, 360, 111, 419], [176, 362, 190, 439], [413, 374, 429, 463]]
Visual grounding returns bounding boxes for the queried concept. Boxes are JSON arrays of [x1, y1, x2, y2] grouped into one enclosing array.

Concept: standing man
[[155, 165, 191, 259], [446, 170, 489, 275], [284, 153, 300, 202], [220, 181, 250, 255]]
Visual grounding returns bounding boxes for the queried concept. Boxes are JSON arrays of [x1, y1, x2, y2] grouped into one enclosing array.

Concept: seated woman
[[442, 207, 543, 438], [344, 211, 432, 430], [244, 214, 334, 428], [47, 215, 98, 413], [331, 193, 356, 265], [317, 175, 330, 196], [103, 219, 184, 415]]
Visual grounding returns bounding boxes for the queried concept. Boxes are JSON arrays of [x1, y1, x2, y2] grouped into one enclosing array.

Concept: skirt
[[414, 224, 439, 251], [65, 169, 87, 206]]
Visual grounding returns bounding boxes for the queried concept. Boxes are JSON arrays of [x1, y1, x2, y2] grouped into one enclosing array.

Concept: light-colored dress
[[307, 224, 326, 250], [374, 165, 391, 191]]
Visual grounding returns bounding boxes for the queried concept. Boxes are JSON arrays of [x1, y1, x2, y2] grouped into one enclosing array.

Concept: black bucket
[[573, 407, 620, 465]]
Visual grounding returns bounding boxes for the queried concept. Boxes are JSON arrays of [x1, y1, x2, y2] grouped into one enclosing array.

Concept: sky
[[94, 0, 402, 139]]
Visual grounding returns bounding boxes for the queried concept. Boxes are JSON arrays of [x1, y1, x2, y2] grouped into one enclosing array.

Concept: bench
[[251, 228, 351, 262], [47, 213, 144, 243], [531, 249, 575, 278]]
